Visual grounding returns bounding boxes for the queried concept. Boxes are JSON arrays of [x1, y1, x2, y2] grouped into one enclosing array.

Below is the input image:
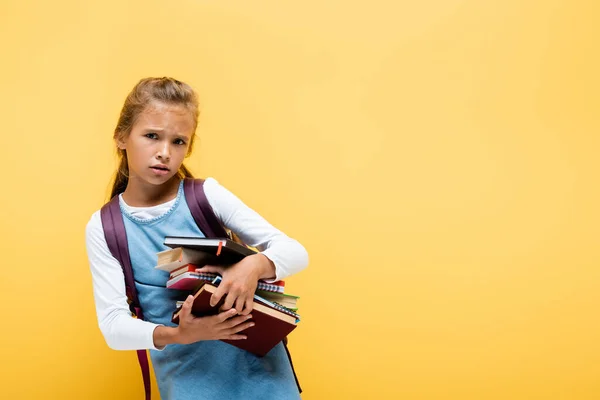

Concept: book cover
[[172, 283, 297, 357], [163, 236, 256, 265]]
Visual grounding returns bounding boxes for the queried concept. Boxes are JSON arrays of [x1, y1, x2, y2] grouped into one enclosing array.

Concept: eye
[[145, 133, 158, 139], [174, 138, 186, 145]]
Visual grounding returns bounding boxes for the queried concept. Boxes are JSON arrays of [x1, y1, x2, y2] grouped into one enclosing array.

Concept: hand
[[196, 254, 275, 315], [175, 295, 254, 345]]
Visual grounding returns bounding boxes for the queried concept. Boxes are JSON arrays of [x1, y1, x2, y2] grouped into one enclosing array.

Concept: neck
[[121, 176, 182, 207]]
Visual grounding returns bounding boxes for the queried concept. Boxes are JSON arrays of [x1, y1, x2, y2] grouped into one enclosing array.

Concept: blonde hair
[[110, 77, 200, 199]]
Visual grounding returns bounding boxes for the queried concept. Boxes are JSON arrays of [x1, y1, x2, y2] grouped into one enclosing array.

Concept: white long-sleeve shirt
[[85, 177, 309, 351]]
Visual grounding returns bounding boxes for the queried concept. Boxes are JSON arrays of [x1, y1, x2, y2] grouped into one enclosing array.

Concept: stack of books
[[154, 236, 300, 356]]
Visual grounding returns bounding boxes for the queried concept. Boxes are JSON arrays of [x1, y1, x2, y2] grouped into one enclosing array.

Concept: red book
[[169, 264, 199, 278], [166, 272, 216, 290], [171, 283, 297, 357]]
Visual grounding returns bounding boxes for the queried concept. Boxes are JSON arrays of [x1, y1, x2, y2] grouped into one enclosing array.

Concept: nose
[[157, 141, 171, 161]]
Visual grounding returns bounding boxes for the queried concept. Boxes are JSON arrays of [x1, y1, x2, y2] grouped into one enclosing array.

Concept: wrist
[[153, 325, 180, 348], [254, 253, 276, 281]]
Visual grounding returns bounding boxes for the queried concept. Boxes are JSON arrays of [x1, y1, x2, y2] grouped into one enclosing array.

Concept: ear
[[116, 137, 127, 150]]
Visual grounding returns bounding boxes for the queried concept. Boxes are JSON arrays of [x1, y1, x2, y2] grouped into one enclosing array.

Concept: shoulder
[[202, 176, 221, 192], [202, 176, 233, 202], [85, 210, 106, 246], [199, 177, 246, 224], [187, 176, 231, 196], [86, 210, 102, 232]]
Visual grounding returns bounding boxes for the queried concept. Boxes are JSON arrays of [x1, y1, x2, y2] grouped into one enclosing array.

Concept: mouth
[[150, 166, 170, 175]]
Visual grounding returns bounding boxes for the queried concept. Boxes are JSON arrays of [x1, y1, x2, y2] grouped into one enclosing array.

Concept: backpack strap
[[183, 178, 229, 238], [100, 196, 152, 400]]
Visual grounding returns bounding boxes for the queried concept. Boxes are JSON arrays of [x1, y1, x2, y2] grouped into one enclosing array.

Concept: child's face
[[118, 101, 195, 186]]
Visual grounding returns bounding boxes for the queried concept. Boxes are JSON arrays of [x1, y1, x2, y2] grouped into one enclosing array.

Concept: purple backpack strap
[[183, 178, 229, 238], [100, 196, 152, 400]]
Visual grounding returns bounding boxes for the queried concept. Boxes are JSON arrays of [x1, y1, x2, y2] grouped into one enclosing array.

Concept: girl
[[85, 77, 308, 399]]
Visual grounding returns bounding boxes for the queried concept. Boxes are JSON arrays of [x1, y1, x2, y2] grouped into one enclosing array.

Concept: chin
[[145, 172, 177, 185]]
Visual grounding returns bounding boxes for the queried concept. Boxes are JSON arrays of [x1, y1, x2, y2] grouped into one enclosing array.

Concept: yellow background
[[1, 0, 599, 398]]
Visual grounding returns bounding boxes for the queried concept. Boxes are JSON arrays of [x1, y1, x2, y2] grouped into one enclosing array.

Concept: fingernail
[[249, 323, 255, 327]]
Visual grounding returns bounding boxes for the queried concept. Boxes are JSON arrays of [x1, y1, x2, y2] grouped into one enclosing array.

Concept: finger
[[180, 295, 194, 320], [216, 308, 239, 323], [225, 321, 255, 336], [221, 291, 238, 311], [234, 296, 245, 314], [221, 314, 252, 329], [225, 334, 248, 340], [210, 283, 228, 307], [219, 304, 231, 313], [195, 265, 224, 274], [241, 296, 254, 315]]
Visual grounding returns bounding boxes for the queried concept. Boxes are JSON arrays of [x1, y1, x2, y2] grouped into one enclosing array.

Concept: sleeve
[[203, 177, 309, 282], [85, 211, 164, 351]]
